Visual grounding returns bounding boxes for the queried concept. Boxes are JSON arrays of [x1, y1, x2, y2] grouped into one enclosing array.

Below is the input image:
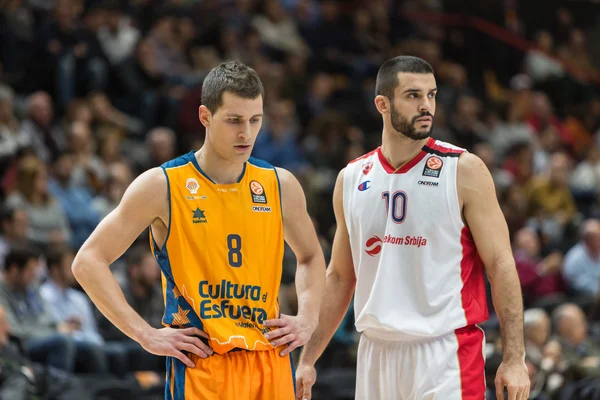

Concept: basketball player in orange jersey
[[295, 56, 530, 400], [72, 60, 326, 399]]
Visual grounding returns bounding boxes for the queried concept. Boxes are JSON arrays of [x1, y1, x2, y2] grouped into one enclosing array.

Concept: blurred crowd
[[1, 0, 600, 398]]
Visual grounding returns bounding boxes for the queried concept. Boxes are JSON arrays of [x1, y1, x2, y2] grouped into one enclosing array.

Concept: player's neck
[[195, 147, 245, 185], [380, 127, 430, 169]]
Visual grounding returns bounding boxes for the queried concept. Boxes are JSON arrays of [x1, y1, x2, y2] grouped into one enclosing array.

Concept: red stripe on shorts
[[455, 326, 486, 400]]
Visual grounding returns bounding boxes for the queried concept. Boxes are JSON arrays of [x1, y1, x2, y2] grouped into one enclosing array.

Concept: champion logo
[[358, 181, 371, 191], [365, 236, 382, 256]]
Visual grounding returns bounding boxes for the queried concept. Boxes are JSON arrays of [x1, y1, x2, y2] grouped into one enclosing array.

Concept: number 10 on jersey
[[382, 191, 408, 224]]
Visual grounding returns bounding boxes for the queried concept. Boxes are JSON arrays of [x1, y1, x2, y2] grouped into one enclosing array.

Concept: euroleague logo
[[426, 156, 443, 170], [365, 236, 382, 256]]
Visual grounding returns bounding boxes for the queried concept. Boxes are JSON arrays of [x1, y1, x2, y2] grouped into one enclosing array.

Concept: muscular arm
[[298, 169, 356, 366], [72, 168, 167, 344], [459, 153, 525, 363], [277, 168, 326, 325]]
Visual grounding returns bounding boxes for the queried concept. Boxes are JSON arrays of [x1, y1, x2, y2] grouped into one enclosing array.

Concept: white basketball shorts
[[355, 325, 486, 400]]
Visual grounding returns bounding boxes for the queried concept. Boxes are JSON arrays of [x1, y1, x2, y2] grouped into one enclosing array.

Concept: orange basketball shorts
[[165, 348, 295, 399]]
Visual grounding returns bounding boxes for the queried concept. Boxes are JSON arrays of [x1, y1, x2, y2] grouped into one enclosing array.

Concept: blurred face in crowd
[[50, 251, 76, 287], [0, 90, 14, 123], [3, 208, 29, 240], [387, 72, 437, 141], [515, 228, 540, 258], [200, 91, 263, 163], [582, 219, 600, 256], [28, 92, 54, 128], [4, 257, 39, 290], [147, 128, 176, 165], [130, 254, 160, 289], [0, 307, 9, 348], [53, 153, 74, 184], [524, 312, 550, 348], [69, 121, 92, 154], [549, 152, 571, 187], [556, 304, 587, 346]]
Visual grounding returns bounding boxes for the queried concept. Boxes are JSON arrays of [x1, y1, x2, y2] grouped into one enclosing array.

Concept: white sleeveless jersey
[[343, 137, 488, 341]]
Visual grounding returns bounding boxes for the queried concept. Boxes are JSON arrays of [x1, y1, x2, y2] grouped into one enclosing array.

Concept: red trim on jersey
[[459, 227, 488, 325], [426, 139, 464, 155], [455, 326, 486, 400], [376, 137, 435, 174], [348, 148, 378, 164]]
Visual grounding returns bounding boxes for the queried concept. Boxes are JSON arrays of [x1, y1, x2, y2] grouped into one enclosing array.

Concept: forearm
[[298, 270, 355, 366], [295, 254, 326, 321], [72, 250, 152, 345], [489, 259, 526, 363]]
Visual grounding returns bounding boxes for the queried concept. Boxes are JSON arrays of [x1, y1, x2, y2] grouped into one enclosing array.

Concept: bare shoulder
[[457, 152, 496, 206], [457, 153, 493, 190], [120, 167, 169, 219]]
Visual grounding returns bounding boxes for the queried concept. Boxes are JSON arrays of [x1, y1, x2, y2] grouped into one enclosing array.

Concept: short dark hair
[[4, 246, 39, 272], [201, 60, 264, 113], [45, 246, 72, 272], [375, 56, 434, 100]]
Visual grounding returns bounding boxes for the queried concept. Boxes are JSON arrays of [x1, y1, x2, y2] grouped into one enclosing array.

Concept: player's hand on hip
[[263, 314, 317, 356], [140, 327, 213, 368], [295, 363, 317, 400], [495, 359, 530, 400]]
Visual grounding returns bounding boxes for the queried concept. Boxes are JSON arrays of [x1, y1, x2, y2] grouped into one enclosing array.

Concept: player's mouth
[[415, 117, 432, 123], [234, 145, 252, 152]]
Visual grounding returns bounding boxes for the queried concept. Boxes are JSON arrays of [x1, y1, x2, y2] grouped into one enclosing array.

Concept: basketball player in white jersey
[[291, 56, 530, 399]]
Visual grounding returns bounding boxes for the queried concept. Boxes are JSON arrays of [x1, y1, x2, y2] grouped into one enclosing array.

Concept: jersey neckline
[[187, 151, 247, 185], [376, 137, 435, 174]]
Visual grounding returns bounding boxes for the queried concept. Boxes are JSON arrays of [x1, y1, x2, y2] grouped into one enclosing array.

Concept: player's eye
[[428, 92, 436, 98], [228, 119, 241, 124], [408, 93, 418, 99]]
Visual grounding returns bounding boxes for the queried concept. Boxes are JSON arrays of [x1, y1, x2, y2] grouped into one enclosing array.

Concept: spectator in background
[[92, 161, 132, 219], [524, 308, 553, 364], [526, 152, 576, 242], [252, 0, 308, 57], [0, 246, 76, 371], [563, 219, 600, 297], [39, 246, 104, 346], [20, 91, 67, 164], [48, 152, 101, 249], [5, 156, 70, 249], [96, 1, 139, 67], [0, 205, 29, 268], [0, 305, 92, 400], [513, 228, 565, 307], [553, 303, 600, 379], [525, 31, 565, 84], [96, 246, 164, 372], [0, 84, 29, 171], [67, 121, 107, 190]]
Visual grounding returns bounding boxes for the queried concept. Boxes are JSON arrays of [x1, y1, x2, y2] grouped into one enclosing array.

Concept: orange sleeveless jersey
[[150, 152, 285, 355]]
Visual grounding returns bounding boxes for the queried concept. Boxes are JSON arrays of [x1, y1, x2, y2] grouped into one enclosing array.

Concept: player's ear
[[374, 95, 390, 115], [198, 105, 211, 128]]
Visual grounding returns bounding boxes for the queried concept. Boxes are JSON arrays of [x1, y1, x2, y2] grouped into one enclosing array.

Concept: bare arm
[[263, 168, 326, 356], [459, 153, 525, 363], [298, 169, 356, 366], [72, 168, 210, 367]]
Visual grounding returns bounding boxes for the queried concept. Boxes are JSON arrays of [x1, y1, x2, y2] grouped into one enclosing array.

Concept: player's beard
[[390, 106, 433, 141]]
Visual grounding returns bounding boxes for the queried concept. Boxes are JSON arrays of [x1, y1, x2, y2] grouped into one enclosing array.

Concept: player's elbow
[[327, 262, 356, 289], [71, 247, 101, 283]]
